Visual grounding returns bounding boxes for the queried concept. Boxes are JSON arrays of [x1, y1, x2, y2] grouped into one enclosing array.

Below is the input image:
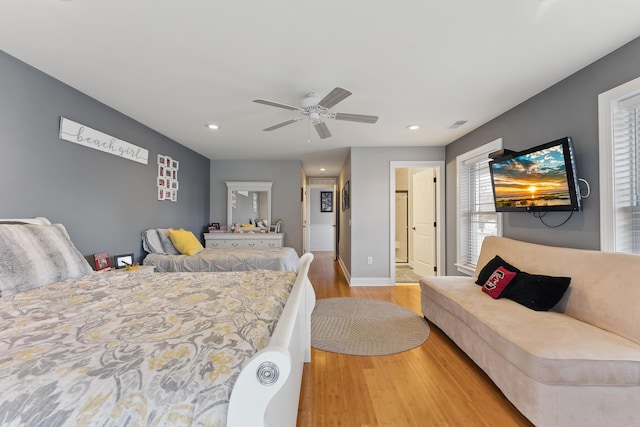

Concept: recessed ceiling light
[[407, 125, 420, 131], [206, 124, 219, 130], [320, 168, 326, 172]]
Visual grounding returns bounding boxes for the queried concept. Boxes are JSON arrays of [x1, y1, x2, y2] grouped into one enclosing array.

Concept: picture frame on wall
[[342, 181, 350, 211], [320, 191, 333, 212]]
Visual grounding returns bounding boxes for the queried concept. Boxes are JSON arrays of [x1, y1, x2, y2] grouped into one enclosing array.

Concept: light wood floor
[[296, 251, 533, 427]]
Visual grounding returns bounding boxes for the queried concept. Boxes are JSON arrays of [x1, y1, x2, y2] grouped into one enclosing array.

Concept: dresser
[[204, 232, 284, 249]]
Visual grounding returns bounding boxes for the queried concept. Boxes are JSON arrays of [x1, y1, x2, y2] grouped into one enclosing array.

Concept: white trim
[[598, 76, 640, 252], [389, 160, 445, 282], [349, 277, 393, 286], [456, 138, 503, 275]]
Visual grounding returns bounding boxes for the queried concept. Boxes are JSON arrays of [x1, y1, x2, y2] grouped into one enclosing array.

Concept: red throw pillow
[[482, 266, 517, 299]]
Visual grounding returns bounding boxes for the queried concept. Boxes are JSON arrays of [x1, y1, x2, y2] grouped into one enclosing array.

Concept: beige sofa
[[420, 236, 640, 427]]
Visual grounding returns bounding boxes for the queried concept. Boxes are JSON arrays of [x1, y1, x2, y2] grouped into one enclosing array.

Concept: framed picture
[[209, 222, 220, 230], [342, 181, 350, 211], [157, 154, 167, 165], [93, 252, 111, 271], [321, 191, 333, 212], [114, 253, 134, 269]]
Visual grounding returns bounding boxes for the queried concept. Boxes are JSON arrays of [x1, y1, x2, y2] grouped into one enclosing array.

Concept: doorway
[[389, 161, 445, 285], [304, 179, 337, 258]]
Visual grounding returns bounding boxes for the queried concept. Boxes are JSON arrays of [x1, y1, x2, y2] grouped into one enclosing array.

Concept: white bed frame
[[7, 217, 315, 427], [228, 252, 315, 427]]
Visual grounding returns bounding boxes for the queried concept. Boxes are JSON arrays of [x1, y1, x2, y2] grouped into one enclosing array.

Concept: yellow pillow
[[167, 228, 204, 256]]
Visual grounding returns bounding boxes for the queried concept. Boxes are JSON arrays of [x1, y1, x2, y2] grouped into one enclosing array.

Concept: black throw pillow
[[501, 272, 571, 311], [475, 255, 521, 285]]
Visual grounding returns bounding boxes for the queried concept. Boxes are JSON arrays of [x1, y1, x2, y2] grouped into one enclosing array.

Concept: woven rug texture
[[311, 297, 430, 356]]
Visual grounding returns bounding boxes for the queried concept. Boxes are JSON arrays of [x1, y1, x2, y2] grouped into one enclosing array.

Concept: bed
[[0, 217, 315, 427], [141, 228, 300, 272]]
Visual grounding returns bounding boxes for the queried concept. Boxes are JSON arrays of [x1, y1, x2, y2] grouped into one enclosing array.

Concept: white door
[[411, 168, 437, 277]]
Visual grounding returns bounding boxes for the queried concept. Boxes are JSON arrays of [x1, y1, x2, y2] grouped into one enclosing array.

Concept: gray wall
[[444, 36, 640, 275], [209, 159, 303, 254], [1, 51, 210, 265], [349, 146, 445, 281]]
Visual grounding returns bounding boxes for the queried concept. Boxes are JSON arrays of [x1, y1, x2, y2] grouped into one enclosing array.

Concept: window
[[456, 139, 503, 275], [599, 76, 640, 253]]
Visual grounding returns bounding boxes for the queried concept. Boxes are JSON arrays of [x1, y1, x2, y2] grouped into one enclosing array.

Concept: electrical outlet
[[367, 256, 373, 265]]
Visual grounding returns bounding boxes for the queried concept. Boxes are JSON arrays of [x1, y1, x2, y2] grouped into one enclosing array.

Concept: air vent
[[448, 120, 468, 129]]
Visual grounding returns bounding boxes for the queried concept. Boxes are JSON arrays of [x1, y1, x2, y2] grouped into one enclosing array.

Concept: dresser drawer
[[206, 239, 242, 249]]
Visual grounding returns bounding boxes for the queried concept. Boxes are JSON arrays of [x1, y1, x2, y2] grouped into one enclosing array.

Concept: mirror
[[226, 181, 272, 231]]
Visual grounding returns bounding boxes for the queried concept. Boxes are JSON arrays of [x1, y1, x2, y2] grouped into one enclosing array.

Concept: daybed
[[0, 218, 315, 427], [420, 236, 640, 427], [141, 228, 299, 272]]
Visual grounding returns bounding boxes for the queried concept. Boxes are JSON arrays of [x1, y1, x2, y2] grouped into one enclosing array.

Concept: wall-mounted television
[[489, 136, 582, 212]]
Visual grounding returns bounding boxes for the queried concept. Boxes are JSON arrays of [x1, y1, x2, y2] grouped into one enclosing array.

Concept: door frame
[[389, 161, 445, 284], [304, 182, 337, 257]]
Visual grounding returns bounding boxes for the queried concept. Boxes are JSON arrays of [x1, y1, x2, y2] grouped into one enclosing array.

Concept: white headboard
[[0, 217, 52, 225]]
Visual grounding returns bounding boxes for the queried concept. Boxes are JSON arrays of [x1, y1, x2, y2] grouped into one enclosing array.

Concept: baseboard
[[337, 257, 392, 286], [349, 277, 393, 286]]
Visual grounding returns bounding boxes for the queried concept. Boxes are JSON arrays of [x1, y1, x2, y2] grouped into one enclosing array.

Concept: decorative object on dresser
[[0, 217, 314, 427], [113, 253, 134, 269], [93, 252, 111, 271]]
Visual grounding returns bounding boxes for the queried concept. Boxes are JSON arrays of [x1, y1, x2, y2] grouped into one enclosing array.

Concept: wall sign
[[59, 117, 149, 164]]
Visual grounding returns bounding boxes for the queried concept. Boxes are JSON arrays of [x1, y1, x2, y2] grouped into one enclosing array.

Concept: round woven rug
[[311, 297, 430, 356]]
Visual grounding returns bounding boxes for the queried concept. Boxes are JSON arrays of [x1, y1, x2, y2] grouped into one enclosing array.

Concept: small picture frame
[[93, 252, 111, 271], [157, 154, 167, 165], [158, 187, 165, 200], [114, 253, 134, 269], [209, 222, 220, 230], [321, 191, 333, 212]]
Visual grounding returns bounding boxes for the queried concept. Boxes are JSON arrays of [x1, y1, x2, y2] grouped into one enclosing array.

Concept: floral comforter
[[0, 269, 296, 426]]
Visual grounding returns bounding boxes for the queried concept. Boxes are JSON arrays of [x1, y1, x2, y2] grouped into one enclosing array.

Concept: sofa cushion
[[481, 266, 517, 298], [502, 272, 571, 311], [475, 255, 521, 285]]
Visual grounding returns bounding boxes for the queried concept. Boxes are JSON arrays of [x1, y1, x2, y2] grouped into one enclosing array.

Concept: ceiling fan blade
[[314, 121, 332, 139], [318, 87, 352, 109], [253, 99, 302, 111], [263, 118, 300, 131], [334, 113, 379, 124]]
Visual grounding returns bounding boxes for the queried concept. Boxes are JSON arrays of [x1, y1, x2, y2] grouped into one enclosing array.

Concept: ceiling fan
[[253, 87, 378, 139]]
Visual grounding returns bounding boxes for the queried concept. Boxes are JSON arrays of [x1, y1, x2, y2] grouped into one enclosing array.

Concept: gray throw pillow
[[0, 223, 93, 295]]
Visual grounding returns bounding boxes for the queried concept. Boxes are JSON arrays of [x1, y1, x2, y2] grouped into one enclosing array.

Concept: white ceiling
[[2, 0, 640, 176]]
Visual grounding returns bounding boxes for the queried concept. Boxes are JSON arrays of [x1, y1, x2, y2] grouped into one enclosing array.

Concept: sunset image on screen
[[491, 145, 571, 209]]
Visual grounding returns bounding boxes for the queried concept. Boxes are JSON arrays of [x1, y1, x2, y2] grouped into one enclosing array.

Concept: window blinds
[[613, 94, 640, 254], [458, 154, 498, 272]]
